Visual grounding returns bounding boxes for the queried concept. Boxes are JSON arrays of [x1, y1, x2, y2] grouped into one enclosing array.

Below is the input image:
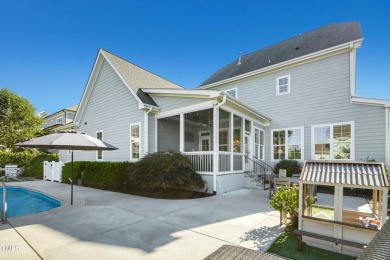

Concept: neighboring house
[[60, 21, 390, 194], [42, 105, 79, 133]]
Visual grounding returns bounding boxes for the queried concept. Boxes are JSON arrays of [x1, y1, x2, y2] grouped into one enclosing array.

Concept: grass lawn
[[311, 205, 335, 220], [268, 225, 356, 260]]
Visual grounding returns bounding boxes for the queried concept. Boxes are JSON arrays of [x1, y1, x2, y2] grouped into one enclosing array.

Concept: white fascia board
[[199, 39, 363, 90], [99, 50, 145, 107], [143, 88, 221, 98], [351, 96, 390, 107]]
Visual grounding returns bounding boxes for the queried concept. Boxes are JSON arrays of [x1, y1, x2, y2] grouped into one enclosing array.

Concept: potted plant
[[270, 186, 300, 227]]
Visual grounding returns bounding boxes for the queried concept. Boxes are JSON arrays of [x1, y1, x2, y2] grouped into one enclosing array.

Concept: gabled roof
[[66, 105, 78, 111], [301, 161, 389, 188], [199, 21, 363, 88], [101, 49, 183, 106]]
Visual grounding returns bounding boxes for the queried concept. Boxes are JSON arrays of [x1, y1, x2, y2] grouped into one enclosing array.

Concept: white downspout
[[212, 93, 227, 194], [144, 107, 153, 156]]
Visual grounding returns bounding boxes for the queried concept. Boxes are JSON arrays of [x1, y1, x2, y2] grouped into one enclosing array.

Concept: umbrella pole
[[71, 150, 74, 205]]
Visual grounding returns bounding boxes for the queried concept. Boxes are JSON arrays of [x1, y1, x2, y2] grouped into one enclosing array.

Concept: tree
[[0, 88, 43, 152]]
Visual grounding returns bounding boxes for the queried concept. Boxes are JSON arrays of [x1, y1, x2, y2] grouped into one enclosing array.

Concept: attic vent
[[237, 52, 242, 66]]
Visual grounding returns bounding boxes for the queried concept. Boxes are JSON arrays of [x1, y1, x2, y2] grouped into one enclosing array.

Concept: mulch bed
[[120, 186, 213, 199]]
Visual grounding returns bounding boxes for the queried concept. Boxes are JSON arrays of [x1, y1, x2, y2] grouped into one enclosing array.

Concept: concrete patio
[[1, 181, 283, 260]]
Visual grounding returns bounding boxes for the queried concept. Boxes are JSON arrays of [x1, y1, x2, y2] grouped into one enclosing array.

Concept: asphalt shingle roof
[[199, 21, 363, 88], [101, 49, 183, 106], [357, 219, 390, 260]]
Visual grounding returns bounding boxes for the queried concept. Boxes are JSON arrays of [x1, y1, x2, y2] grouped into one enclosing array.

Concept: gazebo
[[297, 161, 389, 257]]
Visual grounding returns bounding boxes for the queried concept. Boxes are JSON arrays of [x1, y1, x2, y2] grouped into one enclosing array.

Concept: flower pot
[[290, 214, 298, 228]]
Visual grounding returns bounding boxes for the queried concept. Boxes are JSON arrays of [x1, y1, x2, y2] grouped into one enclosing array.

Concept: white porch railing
[[184, 152, 243, 173], [185, 152, 213, 172]]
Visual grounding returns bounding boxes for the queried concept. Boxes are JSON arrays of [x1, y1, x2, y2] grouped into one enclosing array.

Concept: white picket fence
[[43, 161, 64, 182]]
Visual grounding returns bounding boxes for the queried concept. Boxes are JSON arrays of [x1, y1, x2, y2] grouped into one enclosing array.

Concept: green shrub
[[127, 151, 205, 190], [273, 159, 302, 177], [24, 153, 59, 178], [0, 150, 37, 168], [62, 161, 132, 191]]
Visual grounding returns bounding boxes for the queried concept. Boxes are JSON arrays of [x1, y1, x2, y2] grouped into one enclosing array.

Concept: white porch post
[[242, 117, 245, 170], [382, 188, 388, 224], [298, 181, 303, 230], [386, 108, 389, 165], [180, 113, 184, 152], [230, 112, 234, 172], [213, 107, 219, 194]]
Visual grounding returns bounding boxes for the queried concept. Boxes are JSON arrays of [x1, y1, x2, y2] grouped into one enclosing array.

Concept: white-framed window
[[312, 122, 354, 160], [276, 75, 290, 95], [96, 131, 103, 160], [199, 131, 211, 151], [225, 88, 238, 98], [56, 117, 63, 124], [271, 127, 304, 161], [254, 127, 265, 160], [130, 123, 141, 161]]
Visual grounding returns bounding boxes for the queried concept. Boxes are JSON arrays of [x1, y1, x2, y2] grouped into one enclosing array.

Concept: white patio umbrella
[[15, 131, 118, 205]]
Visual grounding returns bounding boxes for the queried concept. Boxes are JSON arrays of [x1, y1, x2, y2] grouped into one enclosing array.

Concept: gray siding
[[60, 60, 144, 162], [65, 111, 76, 123], [214, 52, 386, 163], [153, 96, 208, 112]]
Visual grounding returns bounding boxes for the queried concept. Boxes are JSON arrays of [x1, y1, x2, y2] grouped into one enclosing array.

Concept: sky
[[1, 0, 389, 114]]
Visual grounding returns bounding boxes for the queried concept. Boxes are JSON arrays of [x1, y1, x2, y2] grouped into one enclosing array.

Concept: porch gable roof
[[142, 88, 271, 125]]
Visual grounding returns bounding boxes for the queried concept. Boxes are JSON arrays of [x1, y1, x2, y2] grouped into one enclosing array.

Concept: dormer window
[[56, 117, 63, 124], [276, 75, 290, 95], [225, 88, 237, 98]]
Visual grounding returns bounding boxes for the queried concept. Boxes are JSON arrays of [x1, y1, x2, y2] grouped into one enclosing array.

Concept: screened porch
[[157, 107, 257, 174]]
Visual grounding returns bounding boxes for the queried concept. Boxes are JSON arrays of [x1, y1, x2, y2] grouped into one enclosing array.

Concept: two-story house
[[59, 21, 390, 195], [42, 105, 79, 133]]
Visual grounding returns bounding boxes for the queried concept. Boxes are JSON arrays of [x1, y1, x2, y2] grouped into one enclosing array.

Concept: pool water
[[0, 187, 61, 217]]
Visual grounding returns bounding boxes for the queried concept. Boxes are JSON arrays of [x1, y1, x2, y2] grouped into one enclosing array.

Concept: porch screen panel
[[184, 108, 214, 152], [157, 115, 180, 152], [219, 109, 230, 152], [233, 115, 242, 153]]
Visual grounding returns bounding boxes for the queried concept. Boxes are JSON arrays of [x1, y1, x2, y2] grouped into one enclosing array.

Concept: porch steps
[[243, 174, 263, 190]]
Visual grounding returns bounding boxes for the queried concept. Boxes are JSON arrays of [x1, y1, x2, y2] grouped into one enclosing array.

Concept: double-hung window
[[96, 131, 103, 160], [254, 128, 265, 160], [276, 75, 290, 95], [313, 122, 353, 160], [130, 123, 141, 160], [272, 127, 303, 161], [56, 117, 63, 124]]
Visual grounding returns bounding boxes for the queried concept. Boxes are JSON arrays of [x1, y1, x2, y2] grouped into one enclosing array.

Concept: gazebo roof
[[300, 161, 389, 188]]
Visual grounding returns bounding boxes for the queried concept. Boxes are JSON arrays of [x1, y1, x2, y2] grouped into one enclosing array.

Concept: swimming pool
[[0, 187, 61, 217]]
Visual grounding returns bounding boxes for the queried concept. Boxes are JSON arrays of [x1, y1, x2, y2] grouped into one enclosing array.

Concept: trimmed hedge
[[273, 159, 302, 177], [24, 153, 59, 178], [62, 161, 132, 191], [62, 152, 205, 193]]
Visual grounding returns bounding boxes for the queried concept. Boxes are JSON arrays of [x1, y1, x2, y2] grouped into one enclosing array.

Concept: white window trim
[[271, 126, 304, 162], [96, 130, 103, 161], [254, 127, 265, 160], [130, 122, 141, 162], [56, 117, 63, 124], [311, 121, 355, 161], [225, 87, 238, 99], [276, 75, 291, 96]]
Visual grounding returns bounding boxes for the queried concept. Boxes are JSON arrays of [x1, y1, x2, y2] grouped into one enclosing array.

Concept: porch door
[[244, 133, 251, 170], [200, 137, 210, 151]]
